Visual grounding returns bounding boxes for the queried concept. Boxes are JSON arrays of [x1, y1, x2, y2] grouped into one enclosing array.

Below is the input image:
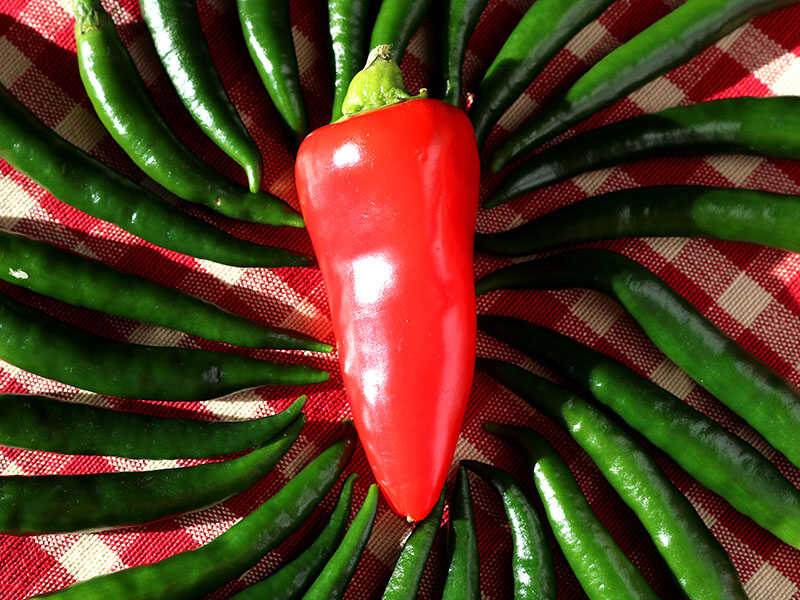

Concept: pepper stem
[[73, 0, 107, 33], [339, 45, 427, 119]]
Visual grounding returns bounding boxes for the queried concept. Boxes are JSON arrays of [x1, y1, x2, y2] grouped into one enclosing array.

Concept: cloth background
[[1, 0, 800, 597]]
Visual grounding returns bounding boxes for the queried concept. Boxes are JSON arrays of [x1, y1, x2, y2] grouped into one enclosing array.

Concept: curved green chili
[[487, 424, 659, 600], [139, 0, 262, 193], [73, 0, 301, 227], [302, 484, 379, 600], [490, 0, 798, 171], [381, 489, 444, 600], [442, 466, 480, 600], [0, 230, 329, 351], [0, 291, 328, 401], [329, 0, 371, 121], [0, 417, 303, 535], [0, 393, 305, 459], [237, 0, 308, 142], [487, 96, 800, 204], [0, 85, 309, 267], [477, 248, 800, 470], [34, 427, 355, 599], [462, 461, 556, 600], [470, 0, 614, 145], [478, 186, 800, 256], [441, 0, 489, 106], [480, 316, 800, 549], [231, 474, 356, 600], [478, 359, 747, 600], [369, 0, 433, 61]]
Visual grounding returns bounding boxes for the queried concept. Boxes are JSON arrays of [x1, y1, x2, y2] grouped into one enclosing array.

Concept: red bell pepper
[[295, 47, 479, 521]]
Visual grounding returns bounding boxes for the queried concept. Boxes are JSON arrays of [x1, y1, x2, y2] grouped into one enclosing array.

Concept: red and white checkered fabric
[[1, 0, 799, 598]]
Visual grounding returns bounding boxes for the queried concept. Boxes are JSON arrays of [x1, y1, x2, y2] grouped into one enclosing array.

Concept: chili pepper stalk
[[339, 45, 427, 118]]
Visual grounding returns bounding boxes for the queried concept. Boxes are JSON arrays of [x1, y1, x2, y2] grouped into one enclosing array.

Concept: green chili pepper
[[370, 0, 433, 61], [302, 484, 379, 599], [0, 230, 329, 351], [470, 0, 614, 145], [490, 0, 798, 171], [478, 359, 747, 600], [0, 291, 328, 401], [0, 416, 303, 535], [478, 186, 800, 256], [486, 424, 659, 600], [477, 248, 800, 470], [442, 466, 480, 600], [73, 0, 301, 227], [441, 0, 489, 106], [329, 0, 371, 121], [480, 316, 800, 549], [486, 96, 800, 204], [462, 461, 556, 600], [139, 0, 262, 193], [0, 85, 309, 267], [237, 0, 308, 143], [34, 427, 355, 599], [0, 393, 305, 459], [381, 489, 444, 600], [231, 473, 356, 600]]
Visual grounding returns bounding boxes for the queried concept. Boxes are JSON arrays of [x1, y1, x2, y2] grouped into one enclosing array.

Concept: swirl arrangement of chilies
[[478, 249, 800, 472], [489, 0, 800, 170], [0, 85, 309, 268], [73, 0, 302, 227], [486, 96, 800, 207], [479, 316, 800, 550], [1, 0, 800, 597], [34, 430, 357, 599], [138, 0, 263, 192], [476, 359, 747, 600]]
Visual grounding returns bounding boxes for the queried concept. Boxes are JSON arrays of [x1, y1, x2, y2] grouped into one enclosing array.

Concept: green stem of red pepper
[[339, 45, 427, 118]]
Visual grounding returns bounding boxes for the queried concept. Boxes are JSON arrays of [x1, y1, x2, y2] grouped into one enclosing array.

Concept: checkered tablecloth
[[1, 0, 799, 598]]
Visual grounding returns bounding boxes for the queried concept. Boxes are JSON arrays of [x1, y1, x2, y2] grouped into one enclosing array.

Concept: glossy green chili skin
[[0, 292, 328, 401], [302, 484, 379, 600], [477, 248, 800, 470], [470, 0, 614, 145], [441, 0, 489, 106], [35, 429, 355, 600], [370, 0, 433, 61], [0, 231, 329, 351], [487, 424, 659, 600], [329, 0, 371, 121], [478, 186, 800, 255], [231, 474, 356, 600], [478, 359, 746, 600], [490, 0, 799, 171], [479, 316, 800, 549], [462, 461, 556, 600], [487, 96, 800, 204], [237, 0, 308, 142], [381, 490, 444, 600], [0, 85, 309, 267], [139, 0, 262, 192], [0, 417, 303, 535], [73, 0, 301, 227], [442, 466, 480, 600], [0, 394, 305, 459]]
